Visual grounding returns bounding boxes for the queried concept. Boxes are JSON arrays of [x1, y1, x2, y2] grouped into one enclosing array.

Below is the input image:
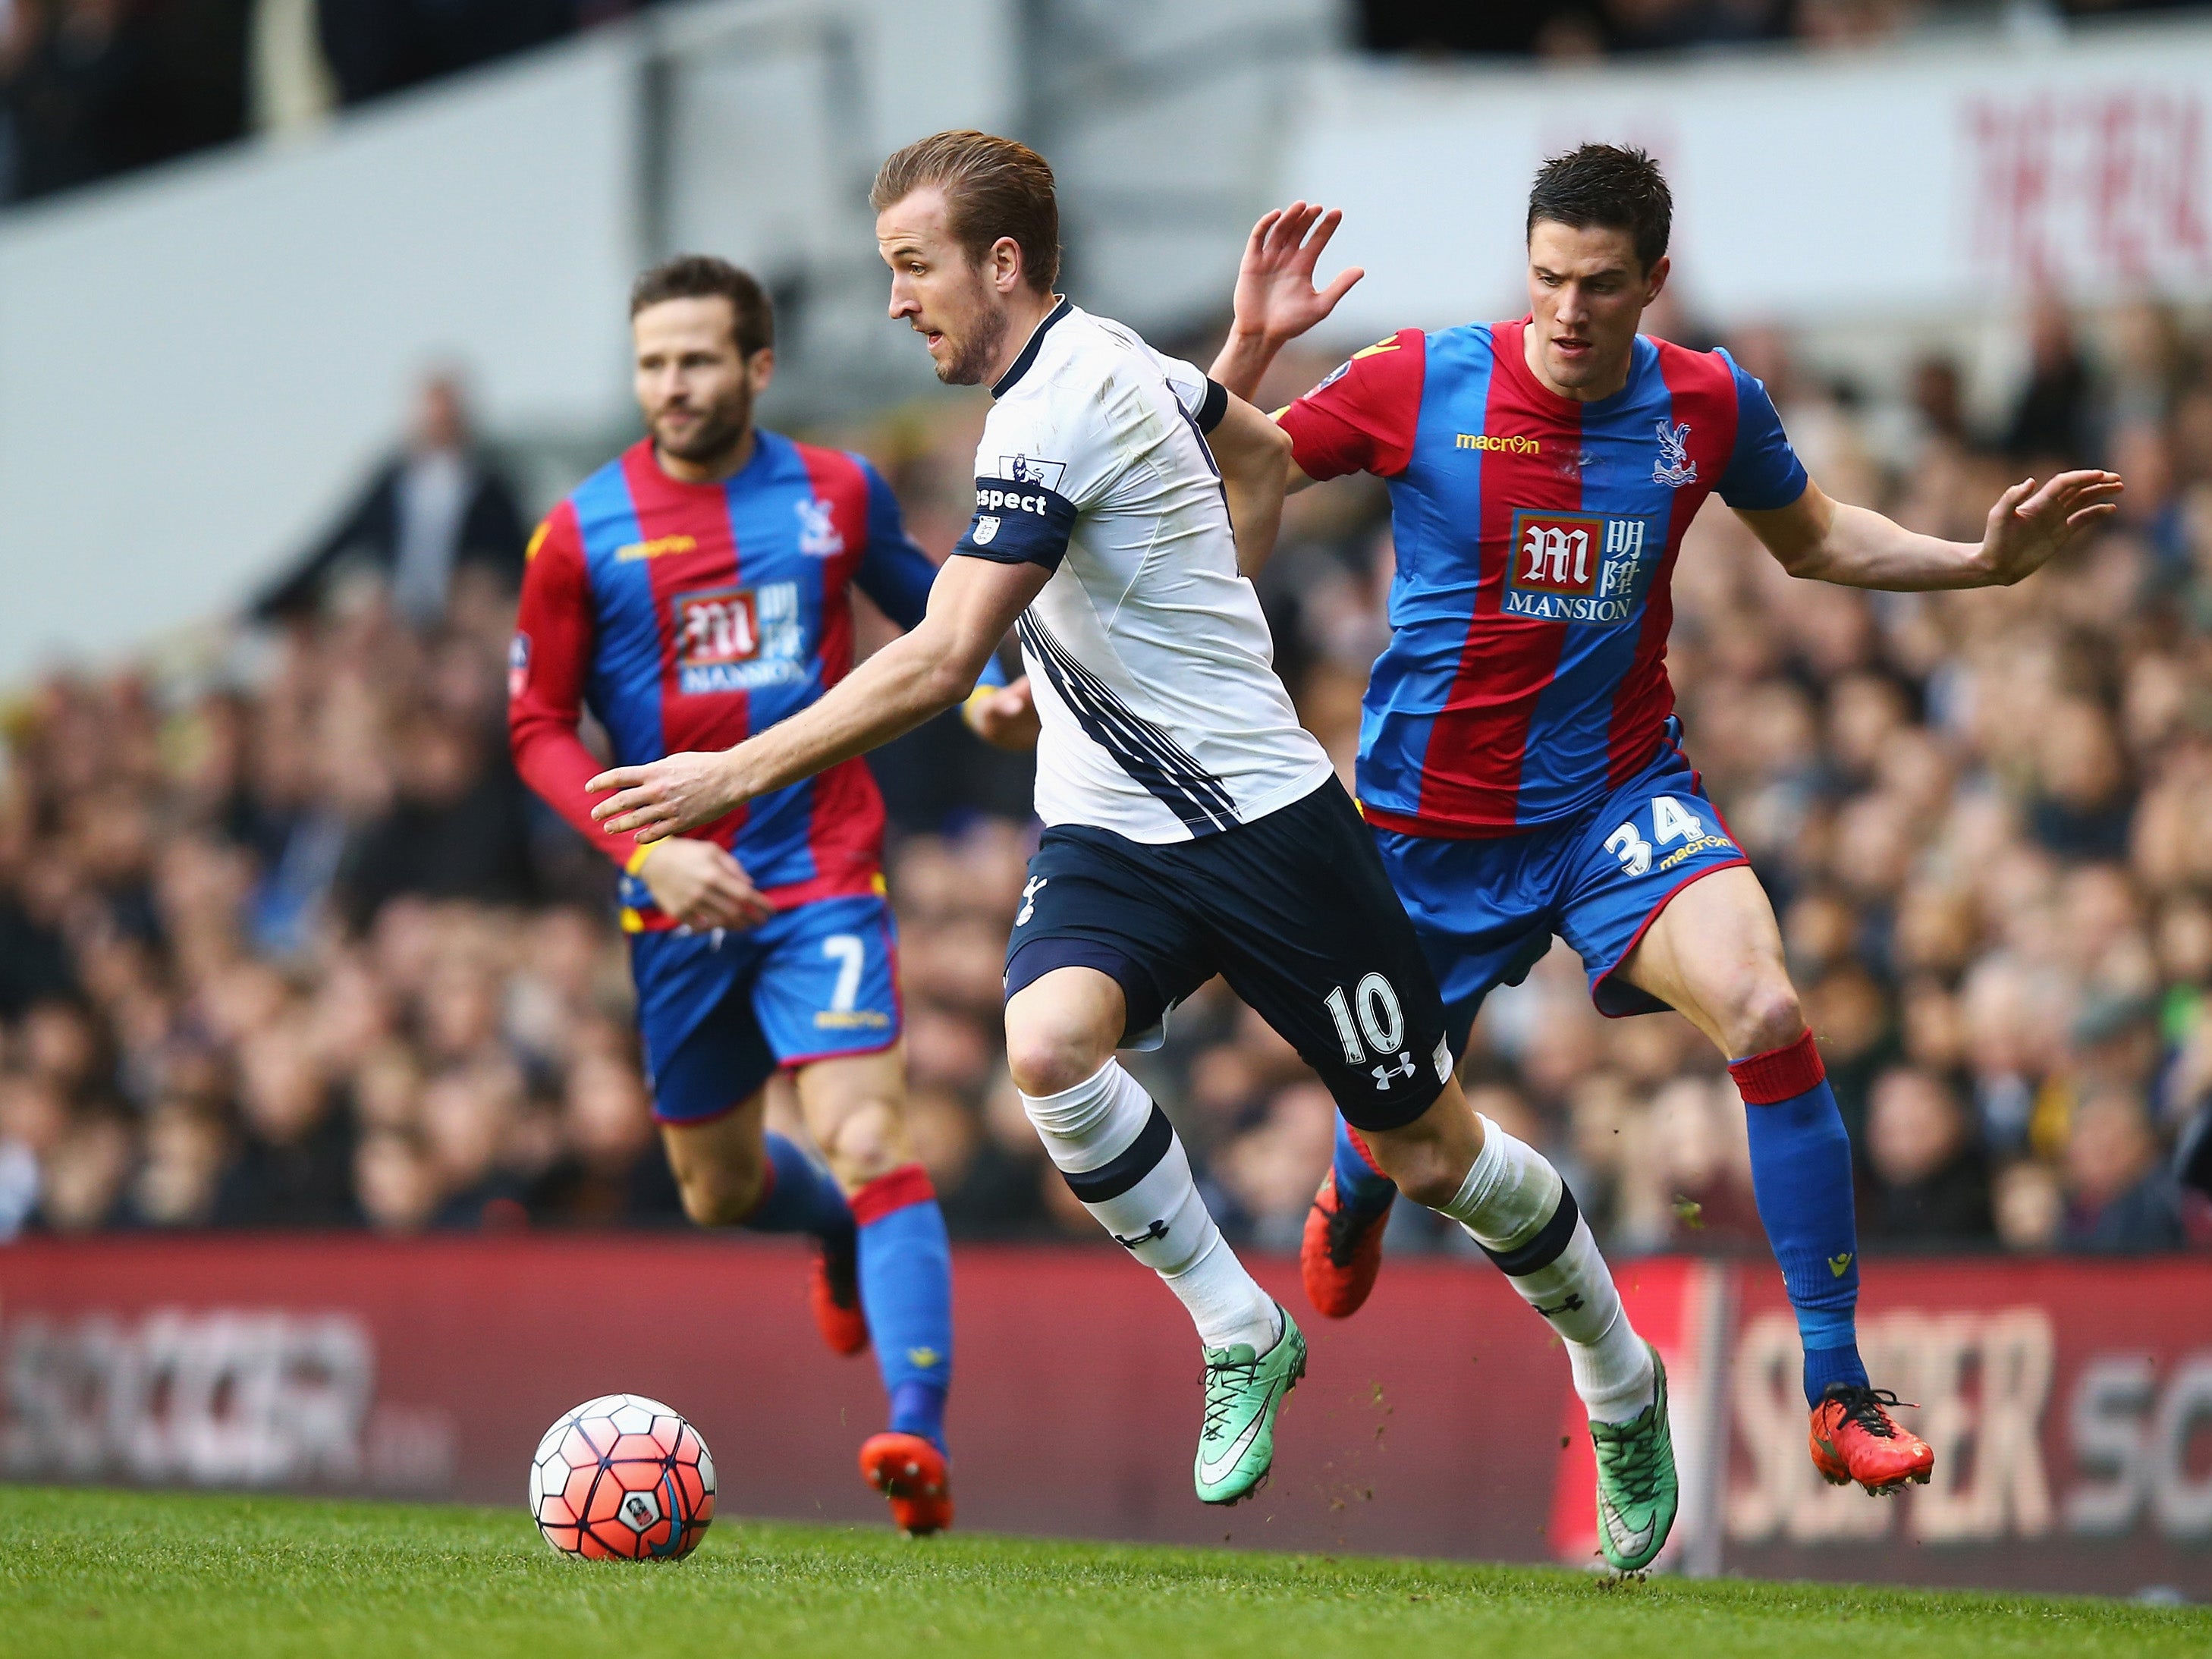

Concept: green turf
[[0, 1485, 2201, 1659]]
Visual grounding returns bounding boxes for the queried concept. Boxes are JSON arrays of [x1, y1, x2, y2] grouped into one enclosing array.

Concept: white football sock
[[1437, 1114, 1655, 1424], [1023, 1060, 1280, 1353]]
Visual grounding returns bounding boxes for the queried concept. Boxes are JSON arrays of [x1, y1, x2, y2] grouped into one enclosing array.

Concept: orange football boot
[[859, 1431, 954, 1536], [1810, 1384, 1934, 1494], [810, 1236, 869, 1357], [1299, 1170, 1394, 1319]]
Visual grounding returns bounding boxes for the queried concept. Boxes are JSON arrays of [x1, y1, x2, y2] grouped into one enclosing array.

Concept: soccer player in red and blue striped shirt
[[1211, 147, 2121, 1498], [510, 256, 980, 1535]]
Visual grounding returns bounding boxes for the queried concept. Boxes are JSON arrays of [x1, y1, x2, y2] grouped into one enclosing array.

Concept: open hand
[[1978, 470, 2124, 586], [588, 750, 743, 843], [964, 676, 1040, 752], [1233, 202, 1364, 349], [634, 837, 773, 932]]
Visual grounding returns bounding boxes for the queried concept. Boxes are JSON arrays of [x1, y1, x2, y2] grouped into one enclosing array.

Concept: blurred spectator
[[253, 373, 527, 630], [336, 711, 537, 928], [1994, 1158, 2063, 1252], [2006, 294, 2098, 466], [213, 1022, 356, 1225], [316, 0, 571, 108], [528, 1051, 682, 1225], [1863, 1067, 1993, 1246], [0, 0, 247, 204], [2063, 1089, 2185, 1252]]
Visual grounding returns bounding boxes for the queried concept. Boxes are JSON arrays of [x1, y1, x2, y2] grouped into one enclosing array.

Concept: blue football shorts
[[630, 892, 901, 1125], [1370, 721, 1750, 1057]]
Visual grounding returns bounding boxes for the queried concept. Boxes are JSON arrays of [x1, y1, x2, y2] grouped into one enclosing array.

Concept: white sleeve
[[1141, 345, 1230, 434], [950, 395, 1102, 570]]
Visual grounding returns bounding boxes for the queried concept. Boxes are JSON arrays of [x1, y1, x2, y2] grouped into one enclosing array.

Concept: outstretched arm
[[1209, 392, 1296, 578], [1209, 202, 1363, 404], [589, 554, 1050, 843], [1739, 470, 2124, 592]]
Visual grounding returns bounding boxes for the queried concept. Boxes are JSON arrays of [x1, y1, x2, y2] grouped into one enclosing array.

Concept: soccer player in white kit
[[588, 131, 1678, 1565]]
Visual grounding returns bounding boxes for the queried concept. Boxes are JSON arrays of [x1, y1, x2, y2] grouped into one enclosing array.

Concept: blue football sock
[[852, 1165, 954, 1453], [743, 1133, 855, 1238], [1331, 1114, 1398, 1212], [1731, 1032, 1869, 1407]]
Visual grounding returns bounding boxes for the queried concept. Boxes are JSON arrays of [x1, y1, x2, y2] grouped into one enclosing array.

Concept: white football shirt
[[952, 300, 1334, 843]]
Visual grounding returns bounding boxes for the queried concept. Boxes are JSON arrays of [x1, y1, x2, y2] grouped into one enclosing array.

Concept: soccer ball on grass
[[528, 1393, 715, 1560]]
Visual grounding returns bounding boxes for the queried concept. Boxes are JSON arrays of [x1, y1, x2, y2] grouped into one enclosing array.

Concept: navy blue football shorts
[[1004, 780, 1452, 1133], [1370, 719, 1749, 1058]]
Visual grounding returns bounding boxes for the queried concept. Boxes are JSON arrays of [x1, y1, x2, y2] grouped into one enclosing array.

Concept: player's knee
[[1388, 1145, 1469, 1212], [676, 1156, 767, 1228], [1362, 1123, 1468, 1211], [1728, 981, 1806, 1060], [1005, 1033, 1099, 1098], [1004, 1013, 1114, 1098], [817, 1098, 907, 1187]]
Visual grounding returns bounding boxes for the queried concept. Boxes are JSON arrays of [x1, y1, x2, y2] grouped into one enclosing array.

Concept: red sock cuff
[[850, 1162, 936, 1227], [1346, 1126, 1387, 1178], [1728, 1029, 1826, 1104]]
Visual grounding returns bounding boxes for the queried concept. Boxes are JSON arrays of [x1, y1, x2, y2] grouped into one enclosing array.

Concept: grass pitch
[[1, 1485, 2201, 1659]]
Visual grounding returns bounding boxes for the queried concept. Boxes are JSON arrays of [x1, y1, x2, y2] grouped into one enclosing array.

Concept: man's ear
[[747, 347, 776, 395], [991, 235, 1024, 296], [1645, 254, 1671, 307]]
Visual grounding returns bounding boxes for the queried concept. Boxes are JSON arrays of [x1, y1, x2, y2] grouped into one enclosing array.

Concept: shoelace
[[1830, 1387, 1916, 1440], [1597, 1418, 1667, 1506], [1200, 1353, 1259, 1439]]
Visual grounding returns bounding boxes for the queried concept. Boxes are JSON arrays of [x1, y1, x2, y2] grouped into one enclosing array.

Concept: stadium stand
[[1, 295, 2207, 1265]]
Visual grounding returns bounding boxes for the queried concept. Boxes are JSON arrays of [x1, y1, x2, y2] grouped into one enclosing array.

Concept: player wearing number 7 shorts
[[509, 256, 1016, 1536], [1209, 146, 2122, 1499], [586, 130, 1681, 1571]]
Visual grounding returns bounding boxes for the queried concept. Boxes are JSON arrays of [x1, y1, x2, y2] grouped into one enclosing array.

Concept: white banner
[[1277, 22, 2212, 334]]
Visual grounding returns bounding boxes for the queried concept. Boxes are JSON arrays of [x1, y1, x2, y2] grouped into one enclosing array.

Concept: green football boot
[[1589, 1342, 1679, 1573], [1193, 1306, 1307, 1505]]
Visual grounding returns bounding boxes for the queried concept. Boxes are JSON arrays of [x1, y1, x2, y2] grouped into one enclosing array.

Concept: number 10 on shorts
[[1324, 973, 1406, 1064]]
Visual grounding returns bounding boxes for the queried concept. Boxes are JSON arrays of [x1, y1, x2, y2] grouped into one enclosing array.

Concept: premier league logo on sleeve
[[1652, 419, 1697, 488], [999, 454, 1067, 492]]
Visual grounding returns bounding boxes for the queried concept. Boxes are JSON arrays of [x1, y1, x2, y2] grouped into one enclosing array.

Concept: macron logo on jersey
[[1503, 510, 1659, 624]]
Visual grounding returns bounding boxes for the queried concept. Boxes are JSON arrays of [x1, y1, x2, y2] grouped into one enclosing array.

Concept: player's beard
[[935, 296, 1009, 388], [655, 383, 753, 470]]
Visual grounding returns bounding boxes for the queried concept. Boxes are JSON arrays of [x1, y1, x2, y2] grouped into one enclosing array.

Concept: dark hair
[[869, 130, 1061, 295], [628, 255, 775, 357], [1525, 144, 1672, 272]]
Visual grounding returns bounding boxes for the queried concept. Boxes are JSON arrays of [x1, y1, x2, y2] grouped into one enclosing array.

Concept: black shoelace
[[1201, 1352, 1258, 1438], [1827, 1385, 1915, 1438], [1595, 1412, 1666, 1504]]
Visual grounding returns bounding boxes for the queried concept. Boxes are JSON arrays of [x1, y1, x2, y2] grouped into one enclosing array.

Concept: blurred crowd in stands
[[0, 0, 660, 204], [4, 286, 2212, 1261], [1359, 0, 2209, 59], [5, 1, 2208, 206]]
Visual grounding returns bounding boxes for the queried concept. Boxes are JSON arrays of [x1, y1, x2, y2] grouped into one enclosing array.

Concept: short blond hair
[[870, 130, 1060, 296]]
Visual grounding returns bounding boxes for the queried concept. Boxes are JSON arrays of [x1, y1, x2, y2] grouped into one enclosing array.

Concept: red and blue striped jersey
[[1278, 319, 1807, 837], [509, 432, 938, 929]]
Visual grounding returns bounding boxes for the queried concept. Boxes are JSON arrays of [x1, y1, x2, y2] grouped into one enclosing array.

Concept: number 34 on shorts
[[1601, 794, 1733, 880]]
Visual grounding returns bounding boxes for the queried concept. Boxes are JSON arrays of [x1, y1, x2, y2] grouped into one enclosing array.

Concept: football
[[527, 1393, 716, 1560]]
